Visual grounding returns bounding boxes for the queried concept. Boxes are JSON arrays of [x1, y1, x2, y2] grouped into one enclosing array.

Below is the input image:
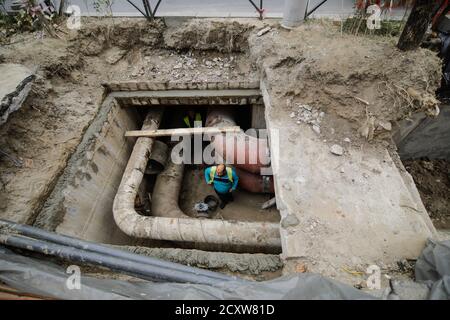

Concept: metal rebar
[[126, 0, 148, 19]]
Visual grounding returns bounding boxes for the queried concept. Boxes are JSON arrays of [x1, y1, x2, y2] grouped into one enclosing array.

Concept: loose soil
[[404, 159, 450, 229]]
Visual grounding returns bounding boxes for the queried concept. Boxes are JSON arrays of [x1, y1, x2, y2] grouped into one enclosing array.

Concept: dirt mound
[[71, 18, 164, 56], [404, 159, 450, 229], [249, 21, 442, 143], [164, 19, 255, 53]]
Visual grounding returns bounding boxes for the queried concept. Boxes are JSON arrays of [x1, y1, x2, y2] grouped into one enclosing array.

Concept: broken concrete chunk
[[330, 144, 344, 156], [312, 125, 321, 135], [378, 120, 392, 131], [0, 64, 35, 126], [281, 214, 300, 228], [257, 27, 272, 37]]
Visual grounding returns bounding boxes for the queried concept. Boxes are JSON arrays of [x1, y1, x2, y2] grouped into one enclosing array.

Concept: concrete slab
[[0, 64, 35, 126], [261, 82, 437, 285]]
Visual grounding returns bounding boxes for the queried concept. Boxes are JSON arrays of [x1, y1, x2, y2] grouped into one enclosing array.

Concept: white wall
[[3, 0, 406, 18]]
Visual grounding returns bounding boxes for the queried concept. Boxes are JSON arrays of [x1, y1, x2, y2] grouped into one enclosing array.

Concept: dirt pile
[[164, 19, 254, 53], [249, 21, 442, 144], [72, 18, 164, 56]]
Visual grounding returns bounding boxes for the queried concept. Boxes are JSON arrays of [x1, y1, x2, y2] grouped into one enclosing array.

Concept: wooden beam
[[125, 126, 241, 137]]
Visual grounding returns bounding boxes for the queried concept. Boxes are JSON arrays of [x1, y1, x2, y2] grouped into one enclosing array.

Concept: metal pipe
[[0, 219, 235, 283], [0, 234, 231, 286], [206, 107, 273, 178], [281, 0, 309, 29], [146, 140, 169, 174], [113, 110, 281, 249]]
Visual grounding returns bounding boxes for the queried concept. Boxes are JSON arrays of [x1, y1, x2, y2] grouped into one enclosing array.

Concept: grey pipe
[[146, 140, 169, 175], [0, 219, 236, 283], [0, 234, 232, 286], [281, 0, 309, 29], [113, 110, 281, 249]]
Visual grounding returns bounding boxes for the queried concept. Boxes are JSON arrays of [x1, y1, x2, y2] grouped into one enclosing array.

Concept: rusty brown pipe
[[206, 108, 274, 193], [235, 168, 275, 194]]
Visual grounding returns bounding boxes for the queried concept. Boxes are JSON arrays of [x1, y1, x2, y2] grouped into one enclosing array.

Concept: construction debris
[[330, 144, 344, 156], [257, 26, 272, 37], [261, 197, 276, 210], [0, 64, 35, 126]]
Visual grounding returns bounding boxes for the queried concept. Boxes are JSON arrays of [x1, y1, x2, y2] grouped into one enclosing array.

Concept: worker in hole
[[205, 164, 239, 209], [183, 110, 202, 128]]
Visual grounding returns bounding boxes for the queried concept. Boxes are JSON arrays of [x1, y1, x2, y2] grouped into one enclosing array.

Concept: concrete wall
[[396, 105, 450, 160], [35, 96, 141, 244]]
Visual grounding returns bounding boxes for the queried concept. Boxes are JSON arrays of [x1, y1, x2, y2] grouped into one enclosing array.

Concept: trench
[[32, 81, 282, 278], [394, 105, 450, 233]]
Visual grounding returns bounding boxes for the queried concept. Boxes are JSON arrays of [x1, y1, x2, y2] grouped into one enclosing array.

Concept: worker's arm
[[231, 168, 239, 191], [204, 167, 211, 184]]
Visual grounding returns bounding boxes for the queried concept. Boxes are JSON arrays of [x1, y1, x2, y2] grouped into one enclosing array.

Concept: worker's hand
[[229, 188, 233, 193]]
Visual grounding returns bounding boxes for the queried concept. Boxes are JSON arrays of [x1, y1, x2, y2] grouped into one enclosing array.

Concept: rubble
[[257, 27, 272, 37], [290, 103, 324, 135], [330, 144, 344, 156]]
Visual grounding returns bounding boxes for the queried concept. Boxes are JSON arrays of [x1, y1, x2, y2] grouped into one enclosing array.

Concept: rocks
[[169, 51, 236, 80], [291, 103, 324, 134], [330, 144, 344, 156], [257, 27, 272, 37], [105, 48, 128, 65], [281, 214, 300, 228], [312, 125, 321, 135]]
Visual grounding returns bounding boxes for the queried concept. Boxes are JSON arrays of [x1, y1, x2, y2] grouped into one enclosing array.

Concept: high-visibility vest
[[207, 166, 233, 184], [183, 113, 202, 128]]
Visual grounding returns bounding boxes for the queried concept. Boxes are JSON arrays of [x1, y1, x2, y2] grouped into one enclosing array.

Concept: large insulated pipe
[[113, 110, 281, 249], [151, 160, 187, 219], [0, 219, 235, 283], [281, 0, 309, 29], [205, 108, 270, 174], [205, 108, 275, 193]]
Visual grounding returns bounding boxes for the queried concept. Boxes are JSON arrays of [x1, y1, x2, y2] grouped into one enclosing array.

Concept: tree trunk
[[397, 0, 442, 51], [58, 0, 66, 16]]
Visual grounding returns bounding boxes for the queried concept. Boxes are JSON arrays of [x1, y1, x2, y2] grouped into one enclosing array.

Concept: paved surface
[[3, 0, 406, 18]]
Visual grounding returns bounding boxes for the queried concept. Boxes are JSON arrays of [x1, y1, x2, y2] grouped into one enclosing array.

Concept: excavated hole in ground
[[31, 84, 282, 279], [395, 106, 450, 231]]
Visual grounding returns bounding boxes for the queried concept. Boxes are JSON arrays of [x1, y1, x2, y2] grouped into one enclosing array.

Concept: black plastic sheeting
[[1, 240, 449, 300], [414, 239, 450, 300]]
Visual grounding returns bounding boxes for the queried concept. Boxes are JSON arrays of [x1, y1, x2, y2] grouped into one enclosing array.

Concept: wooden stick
[[261, 197, 276, 210], [125, 126, 241, 138]]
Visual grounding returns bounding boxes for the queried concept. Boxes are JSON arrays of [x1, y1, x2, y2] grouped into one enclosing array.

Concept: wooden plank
[[125, 126, 241, 137]]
